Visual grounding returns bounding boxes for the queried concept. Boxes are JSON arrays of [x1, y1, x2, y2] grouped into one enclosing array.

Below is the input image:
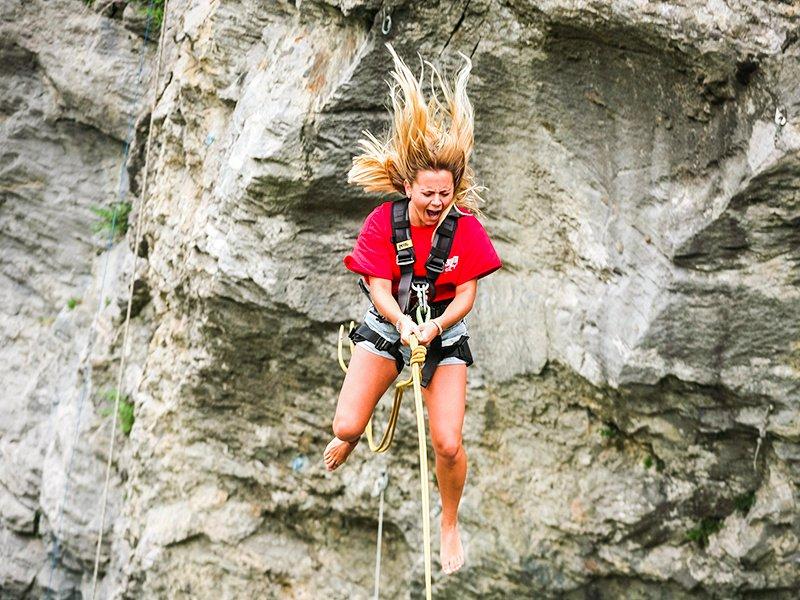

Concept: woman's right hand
[[396, 315, 422, 346]]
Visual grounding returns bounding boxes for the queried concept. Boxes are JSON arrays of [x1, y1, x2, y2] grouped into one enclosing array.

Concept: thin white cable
[[372, 469, 389, 600], [46, 1, 163, 593], [90, 3, 170, 598]]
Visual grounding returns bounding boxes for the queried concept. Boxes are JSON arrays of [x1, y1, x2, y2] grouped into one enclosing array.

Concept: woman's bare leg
[[424, 363, 467, 574], [324, 345, 399, 471]]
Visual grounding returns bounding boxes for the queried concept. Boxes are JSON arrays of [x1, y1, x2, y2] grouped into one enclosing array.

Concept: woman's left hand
[[415, 321, 440, 346]]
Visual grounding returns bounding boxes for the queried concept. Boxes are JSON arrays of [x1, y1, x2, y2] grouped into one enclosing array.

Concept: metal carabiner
[[411, 281, 430, 324], [381, 7, 392, 35]]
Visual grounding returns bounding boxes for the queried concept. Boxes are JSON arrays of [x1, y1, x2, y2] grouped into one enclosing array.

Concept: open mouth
[[425, 208, 442, 220]]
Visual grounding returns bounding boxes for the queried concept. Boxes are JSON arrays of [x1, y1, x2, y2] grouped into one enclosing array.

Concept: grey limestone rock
[[1, 0, 799, 598]]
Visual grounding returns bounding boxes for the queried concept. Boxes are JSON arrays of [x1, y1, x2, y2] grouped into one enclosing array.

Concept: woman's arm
[[435, 278, 477, 331], [367, 276, 405, 325], [416, 278, 477, 345]]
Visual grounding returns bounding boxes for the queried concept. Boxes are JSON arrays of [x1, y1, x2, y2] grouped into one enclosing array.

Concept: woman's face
[[404, 169, 454, 227]]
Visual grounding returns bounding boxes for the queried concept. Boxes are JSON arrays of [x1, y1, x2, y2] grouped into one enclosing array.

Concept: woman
[[323, 42, 501, 576]]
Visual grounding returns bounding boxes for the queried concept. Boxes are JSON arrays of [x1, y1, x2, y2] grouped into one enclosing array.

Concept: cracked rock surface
[[1, 0, 799, 598]]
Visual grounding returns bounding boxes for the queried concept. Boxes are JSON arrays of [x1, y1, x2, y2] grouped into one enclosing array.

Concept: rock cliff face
[[1, 0, 799, 598]]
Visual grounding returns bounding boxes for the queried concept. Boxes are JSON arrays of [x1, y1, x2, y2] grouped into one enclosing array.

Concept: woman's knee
[[332, 414, 365, 442], [432, 435, 462, 461]]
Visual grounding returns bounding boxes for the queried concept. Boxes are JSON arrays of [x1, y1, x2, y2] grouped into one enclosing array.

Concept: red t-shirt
[[343, 201, 502, 302]]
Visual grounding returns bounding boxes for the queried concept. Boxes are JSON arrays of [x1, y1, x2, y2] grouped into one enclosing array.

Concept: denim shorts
[[356, 308, 469, 366]]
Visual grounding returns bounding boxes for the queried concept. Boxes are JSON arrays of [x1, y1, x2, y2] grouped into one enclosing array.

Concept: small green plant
[[598, 421, 625, 450], [100, 389, 135, 436], [734, 491, 756, 515], [67, 297, 82, 310], [91, 201, 131, 241], [134, 0, 165, 29], [599, 425, 619, 439], [685, 516, 723, 548], [643, 453, 666, 471]]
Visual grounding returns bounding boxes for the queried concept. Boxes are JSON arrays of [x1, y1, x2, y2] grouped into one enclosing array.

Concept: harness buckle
[[426, 255, 445, 273], [372, 335, 394, 351], [396, 252, 415, 266]]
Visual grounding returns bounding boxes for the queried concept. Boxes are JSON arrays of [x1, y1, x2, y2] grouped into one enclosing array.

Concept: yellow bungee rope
[[407, 334, 433, 600], [337, 309, 434, 600]]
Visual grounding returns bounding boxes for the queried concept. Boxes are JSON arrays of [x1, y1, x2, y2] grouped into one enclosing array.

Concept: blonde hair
[[347, 42, 485, 220]]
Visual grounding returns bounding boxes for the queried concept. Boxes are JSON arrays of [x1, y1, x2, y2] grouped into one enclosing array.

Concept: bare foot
[[323, 437, 359, 471], [440, 524, 464, 575]]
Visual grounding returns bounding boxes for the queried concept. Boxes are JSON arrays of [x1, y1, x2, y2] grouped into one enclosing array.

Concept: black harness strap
[[391, 200, 416, 313], [420, 334, 473, 387], [424, 211, 458, 296], [348, 322, 405, 373]]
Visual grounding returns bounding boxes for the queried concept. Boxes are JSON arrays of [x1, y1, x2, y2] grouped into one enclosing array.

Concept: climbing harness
[[342, 199, 473, 450], [391, 199, 460, 314], [338, 283, 435, 599], [349, 199, 473, 388], [347, 309, 472, 390]]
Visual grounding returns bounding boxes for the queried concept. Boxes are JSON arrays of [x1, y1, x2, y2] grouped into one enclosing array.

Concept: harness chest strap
[[391, 200, 416, 313]]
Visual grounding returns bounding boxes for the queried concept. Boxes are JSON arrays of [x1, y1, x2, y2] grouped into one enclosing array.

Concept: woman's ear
[[403, 180, 411, 198]]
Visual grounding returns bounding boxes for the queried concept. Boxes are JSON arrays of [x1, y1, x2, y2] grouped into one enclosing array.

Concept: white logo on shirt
[[444, 256, 459, 272]]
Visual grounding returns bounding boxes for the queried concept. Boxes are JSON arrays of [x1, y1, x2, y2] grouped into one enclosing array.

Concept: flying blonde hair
[[347, 42, 485, 221]]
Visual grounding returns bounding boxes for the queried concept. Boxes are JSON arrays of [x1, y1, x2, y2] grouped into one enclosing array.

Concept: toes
[[443, 557, 463, 575], [323, 438, 346, 470], [323, 452, 338, 471]]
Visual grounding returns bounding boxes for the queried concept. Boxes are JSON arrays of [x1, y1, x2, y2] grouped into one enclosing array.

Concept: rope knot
[[410, 344, 427, 366]]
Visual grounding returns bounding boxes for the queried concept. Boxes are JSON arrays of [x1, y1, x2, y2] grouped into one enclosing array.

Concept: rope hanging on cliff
[[337, 308, 434, 600], [43, 1, 168, 596], [89, 3, 170, 599]]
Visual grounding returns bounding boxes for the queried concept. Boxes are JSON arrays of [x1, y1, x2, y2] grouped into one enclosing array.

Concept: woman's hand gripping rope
[[396, 314, 422, 346]]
